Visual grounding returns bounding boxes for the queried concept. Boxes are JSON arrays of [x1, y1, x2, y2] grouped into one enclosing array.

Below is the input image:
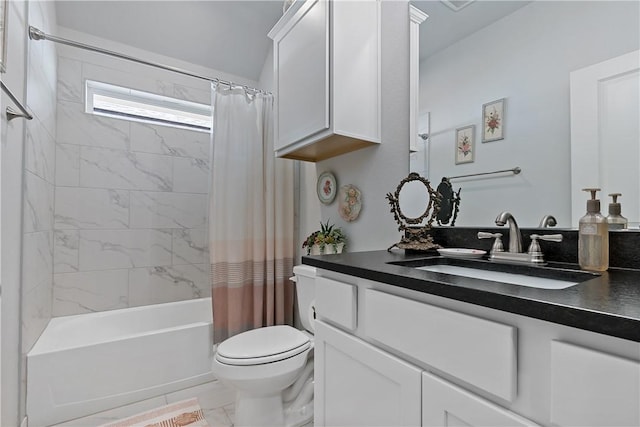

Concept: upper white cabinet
[[268, 0, 381, 162]]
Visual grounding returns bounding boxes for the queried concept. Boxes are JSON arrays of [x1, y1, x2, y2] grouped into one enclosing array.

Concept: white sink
[[416, 264, 579, 290]]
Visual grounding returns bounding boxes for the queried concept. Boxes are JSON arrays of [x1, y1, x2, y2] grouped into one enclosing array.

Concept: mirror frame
[[386, 172, 442, 251]]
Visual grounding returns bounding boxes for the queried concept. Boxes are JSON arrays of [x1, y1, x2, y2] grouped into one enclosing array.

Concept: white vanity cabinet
[[550, 341, 640, 427], [268, 0, 381, 161], [312, 270, 640, 427], [422, 372, 537, 427], [314, 321, 422, 426]]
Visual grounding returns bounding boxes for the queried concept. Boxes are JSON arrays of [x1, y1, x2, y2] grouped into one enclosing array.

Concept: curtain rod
[[447, 167, 521, 181], [28, 26, 271, 95]]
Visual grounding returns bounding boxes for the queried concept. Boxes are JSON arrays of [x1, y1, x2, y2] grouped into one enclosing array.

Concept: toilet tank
[[293, 265, 316, 333]]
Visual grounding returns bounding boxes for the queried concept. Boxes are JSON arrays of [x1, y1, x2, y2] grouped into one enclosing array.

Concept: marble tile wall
[[20, 1, 59, 420], [53, 53, 212, 316], [22, 0, 57, 356]]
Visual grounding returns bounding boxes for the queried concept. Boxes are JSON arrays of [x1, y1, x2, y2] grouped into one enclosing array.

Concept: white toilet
[[212, 265, 316, 427]]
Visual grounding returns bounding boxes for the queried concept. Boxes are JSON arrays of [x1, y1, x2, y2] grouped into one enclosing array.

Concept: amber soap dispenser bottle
[[578, 188, 609, 271]]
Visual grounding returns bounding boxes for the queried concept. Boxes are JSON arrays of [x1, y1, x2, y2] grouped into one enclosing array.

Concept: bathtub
[[26, 298, 215, 427]]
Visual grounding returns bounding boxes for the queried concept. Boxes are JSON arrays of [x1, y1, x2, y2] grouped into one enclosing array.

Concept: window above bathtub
[[85, 80, 212, 132]]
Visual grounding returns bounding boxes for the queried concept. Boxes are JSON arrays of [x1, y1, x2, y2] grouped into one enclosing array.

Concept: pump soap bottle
[[579, 188, 608, 271], [606, 193, 628, 230]]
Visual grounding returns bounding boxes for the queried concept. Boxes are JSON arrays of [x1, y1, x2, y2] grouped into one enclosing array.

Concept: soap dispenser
[[606, 193, 628, 230], [578, 188, 608, 271]]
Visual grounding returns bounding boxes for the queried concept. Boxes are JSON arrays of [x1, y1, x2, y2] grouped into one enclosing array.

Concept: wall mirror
[[386, 173, 441, 251], [409, 0, 640, 229]]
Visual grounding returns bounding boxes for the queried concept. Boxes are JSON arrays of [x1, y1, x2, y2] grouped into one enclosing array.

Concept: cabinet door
[[422, 372, 539, 427], [274, 0, 329, 150], [550, 341, 640, 427], [314, 321, 421, 427]]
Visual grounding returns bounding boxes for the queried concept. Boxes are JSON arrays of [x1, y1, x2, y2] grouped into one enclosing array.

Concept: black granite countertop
[[302, 250, 640, 342]]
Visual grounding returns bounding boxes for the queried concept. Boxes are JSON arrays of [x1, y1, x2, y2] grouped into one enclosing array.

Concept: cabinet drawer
[[550, 340, 640, 427], [316, 277, 357, 331], [364, 289, 516, 401]]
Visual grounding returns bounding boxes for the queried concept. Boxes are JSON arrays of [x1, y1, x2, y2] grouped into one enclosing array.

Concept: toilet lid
[[216, 325, 311, 366]]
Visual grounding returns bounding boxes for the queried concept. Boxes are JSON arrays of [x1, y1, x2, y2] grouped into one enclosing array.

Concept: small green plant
[[302, 220, 346, 255]]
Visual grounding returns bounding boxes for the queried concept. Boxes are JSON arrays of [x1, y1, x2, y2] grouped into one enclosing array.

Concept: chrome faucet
[[495, 211, 522, 253], [538, 215, 557, 228], [478, 212, 563, 266]]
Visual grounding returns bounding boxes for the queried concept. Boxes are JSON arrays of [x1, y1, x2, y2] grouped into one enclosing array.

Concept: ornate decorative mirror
[[386, 172, 441, 251], [436, 177, 461, 226]]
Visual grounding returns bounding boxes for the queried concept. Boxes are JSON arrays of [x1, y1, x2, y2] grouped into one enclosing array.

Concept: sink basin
[[389, 257, 600, 290]]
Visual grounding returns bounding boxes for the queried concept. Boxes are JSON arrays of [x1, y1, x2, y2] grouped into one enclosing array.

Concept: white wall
[[316, 0, 410, 253], [418, 1, 640, 228]]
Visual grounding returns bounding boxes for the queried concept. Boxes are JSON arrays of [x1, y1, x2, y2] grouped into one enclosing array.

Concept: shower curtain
[[209, 83, 295, 343]]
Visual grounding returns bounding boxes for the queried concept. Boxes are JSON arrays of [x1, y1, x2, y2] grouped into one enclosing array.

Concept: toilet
[[212, 265, 316, 427]]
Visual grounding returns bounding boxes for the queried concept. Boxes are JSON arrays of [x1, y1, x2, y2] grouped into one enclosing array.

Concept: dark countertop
[[302, 250, 640, 342]]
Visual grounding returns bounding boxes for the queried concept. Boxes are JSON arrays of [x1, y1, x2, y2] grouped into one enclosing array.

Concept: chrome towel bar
[[1, 81, 33, 121], [447, 167, 521, 181]]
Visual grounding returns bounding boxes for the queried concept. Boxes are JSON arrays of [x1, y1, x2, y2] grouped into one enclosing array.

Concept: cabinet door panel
[[551, 340, 640, 427], [275, 0, 329, 149], [314, 321, 421, 427], [422, 372, 539, 427]]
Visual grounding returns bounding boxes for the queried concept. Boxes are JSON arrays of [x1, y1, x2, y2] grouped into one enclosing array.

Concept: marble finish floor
[[49, 380, 236, 427]]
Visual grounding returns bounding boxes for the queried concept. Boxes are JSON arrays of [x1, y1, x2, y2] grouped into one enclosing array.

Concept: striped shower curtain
[[209, 82, 295, 344]]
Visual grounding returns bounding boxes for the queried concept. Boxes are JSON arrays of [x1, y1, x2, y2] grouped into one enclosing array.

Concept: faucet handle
[[530, 233, 563, 243], [478, 231, 502, 239], [527, 234, 563, 264], [477, 232, 504, 254]]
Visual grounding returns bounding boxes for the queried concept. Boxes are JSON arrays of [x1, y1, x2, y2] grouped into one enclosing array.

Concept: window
[[85, 80, 211, 132]]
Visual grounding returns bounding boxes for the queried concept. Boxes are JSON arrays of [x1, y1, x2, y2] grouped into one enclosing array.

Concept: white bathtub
[[26, 298, 215, 427]]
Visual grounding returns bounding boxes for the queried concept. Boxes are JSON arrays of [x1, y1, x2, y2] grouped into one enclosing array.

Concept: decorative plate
[[317, 171, 337, 205], [437, 248, 486, 259], [338, 184, 362, 222]]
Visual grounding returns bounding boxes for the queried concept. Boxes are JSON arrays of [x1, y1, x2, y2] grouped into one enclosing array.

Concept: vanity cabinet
[[312, 270, 640, 427], [314, 321, 422, 426], [550, 341, 640, 426], [422, 372, 536, 427], [268, 0, 381, 161]]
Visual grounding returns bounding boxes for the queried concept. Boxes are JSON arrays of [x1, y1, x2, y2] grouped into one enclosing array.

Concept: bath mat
[[99, 398, 210, 427]]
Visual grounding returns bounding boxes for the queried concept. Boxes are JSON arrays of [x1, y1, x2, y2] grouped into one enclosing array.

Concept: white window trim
[[85, 80, 212, 132]]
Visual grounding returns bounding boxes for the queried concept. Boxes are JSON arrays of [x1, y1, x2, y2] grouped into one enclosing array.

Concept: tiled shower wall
[[22, 0, 57, 355], [53, 47, 214, 316]]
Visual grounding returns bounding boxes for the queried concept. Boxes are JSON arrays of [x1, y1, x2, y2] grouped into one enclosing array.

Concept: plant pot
[[310, 242, 345, 255]]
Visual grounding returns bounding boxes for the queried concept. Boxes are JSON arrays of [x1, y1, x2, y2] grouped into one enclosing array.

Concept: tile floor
[[50, 380, 236, 427]]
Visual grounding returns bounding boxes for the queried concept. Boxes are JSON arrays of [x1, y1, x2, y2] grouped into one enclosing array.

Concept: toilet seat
[[216, 325, 311, 366]]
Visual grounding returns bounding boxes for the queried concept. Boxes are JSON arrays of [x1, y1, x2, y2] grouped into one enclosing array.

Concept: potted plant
[[303, 220, 346, 255]]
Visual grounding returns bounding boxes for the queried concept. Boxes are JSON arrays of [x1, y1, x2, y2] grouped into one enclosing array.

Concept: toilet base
[[235, 392, 284, 427]]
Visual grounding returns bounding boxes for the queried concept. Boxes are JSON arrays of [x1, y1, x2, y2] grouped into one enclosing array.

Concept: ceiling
[[55, 0, 532, 82], [55, 1, 285, 82], [412, 1, 532, 60]]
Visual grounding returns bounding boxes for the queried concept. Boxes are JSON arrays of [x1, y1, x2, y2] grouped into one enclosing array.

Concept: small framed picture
[[482, 98, 505, 142], [455, 125, 475, 164], [317, 171, 337, 204]]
